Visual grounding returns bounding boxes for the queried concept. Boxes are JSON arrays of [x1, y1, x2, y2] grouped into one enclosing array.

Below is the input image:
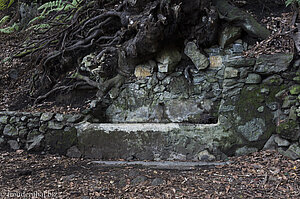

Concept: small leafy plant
[[0, 0, 14, 11], [286, 0, 300, 6]]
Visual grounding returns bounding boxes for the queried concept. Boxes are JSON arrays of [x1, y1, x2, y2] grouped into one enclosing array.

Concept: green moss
[[228, 84, 286, 146], [267, 77, 283, 85], [236, 84, 286, 122], [266, 85, 286, 103], [293, 76, 300, 83], [218, 131, 243, 155], [236, 86, 265, 122], [211, 102, 221, 120], [276, 120, 299, 140], [290, 85, 300, 95]]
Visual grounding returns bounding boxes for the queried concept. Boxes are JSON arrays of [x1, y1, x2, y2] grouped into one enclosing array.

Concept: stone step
[[91, 160, 231, 170]]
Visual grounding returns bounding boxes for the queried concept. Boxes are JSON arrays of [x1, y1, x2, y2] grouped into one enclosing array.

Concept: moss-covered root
[[213, 0, 270, 39]]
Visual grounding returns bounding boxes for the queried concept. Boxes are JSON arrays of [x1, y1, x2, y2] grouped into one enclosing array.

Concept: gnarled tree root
[[96, 74, 125, 99]]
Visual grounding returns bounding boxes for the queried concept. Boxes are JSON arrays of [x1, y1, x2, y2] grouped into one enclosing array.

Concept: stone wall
[[0, 112, 83, 155], [0, 41, 300, 160]]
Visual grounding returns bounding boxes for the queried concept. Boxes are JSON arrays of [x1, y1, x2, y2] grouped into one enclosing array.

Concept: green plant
[[13, 0, 83, 57], [28, 0, 82, 29], [0, 15, 10, 26], [0, 0, 14, 11], [286, 0, 300, 6], [0, 22, 18, 33]]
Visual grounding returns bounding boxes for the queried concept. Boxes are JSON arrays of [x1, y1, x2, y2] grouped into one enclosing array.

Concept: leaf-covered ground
[[0, 150, 299, 198]]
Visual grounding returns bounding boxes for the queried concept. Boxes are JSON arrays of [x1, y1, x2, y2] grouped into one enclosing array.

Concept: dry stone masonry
[[0, 112, 83, 155], [0, 40, 300, 161]]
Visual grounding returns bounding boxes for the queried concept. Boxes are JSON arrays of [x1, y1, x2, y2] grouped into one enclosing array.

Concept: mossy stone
[[0, 116, 9, 124], [262, 75, 283, 86], [3, 124, 18, 137], [45, 127, 78, 154], [280, 143, 300, 160], [290, 85, 300, 95], [229, 84, 284, 147], [276, 120, 300, 141], [293, 76, 300, 84], [27, 129, 41, 140]]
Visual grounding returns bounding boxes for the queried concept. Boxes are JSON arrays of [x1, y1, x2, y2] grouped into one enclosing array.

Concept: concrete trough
[[75, 122, 231, 161]]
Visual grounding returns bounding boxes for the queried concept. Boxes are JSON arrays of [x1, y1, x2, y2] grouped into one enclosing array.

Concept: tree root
[[73, 73, 101, 89], [33, 82, 87, 105], [96, 74, 125, 99], [73, 72, 125, 100]]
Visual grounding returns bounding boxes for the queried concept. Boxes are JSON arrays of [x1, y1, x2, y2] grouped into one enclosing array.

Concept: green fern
[[27, 23, 51, 31], [1, 56, 12, 64], [28, 15, 45, 25], [28, 0, 82, 31], [286, 0, 300, 6], [38, 0, 64, 15], [0, 0, 14, 11], [0, 22, 18, 34], [15, 0, 82, 57], [64, 0, 81, 10], [38, 0, 82, 16], [0, 15, 10, 27]]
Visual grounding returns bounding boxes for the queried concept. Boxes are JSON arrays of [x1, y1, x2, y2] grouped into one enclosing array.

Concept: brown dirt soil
[[0, 150, 299, 198], [0, 31, 94, 113]]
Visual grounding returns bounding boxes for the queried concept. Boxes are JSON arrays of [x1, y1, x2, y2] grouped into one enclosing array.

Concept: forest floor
[[0, 150, 299, 198]]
